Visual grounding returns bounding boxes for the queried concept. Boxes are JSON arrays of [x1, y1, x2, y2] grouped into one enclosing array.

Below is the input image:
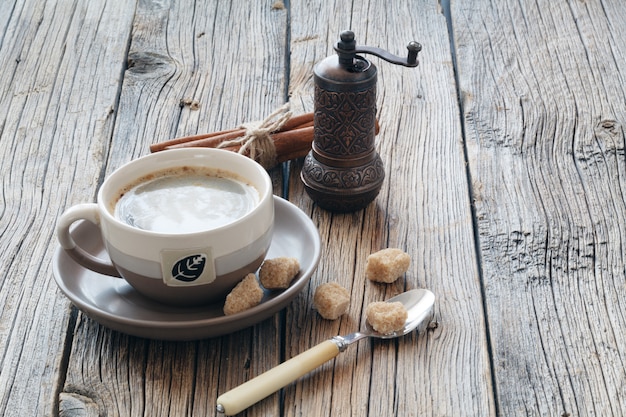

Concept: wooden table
[[2, 0, 625, 415]]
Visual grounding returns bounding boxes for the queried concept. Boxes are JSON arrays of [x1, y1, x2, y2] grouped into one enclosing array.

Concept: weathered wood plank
[[60, 1, 289, 416], [452, 0, 626, 415], [105, 0, 290, 169], [286, 0, 494, 415], [0, 1, 136, 416]]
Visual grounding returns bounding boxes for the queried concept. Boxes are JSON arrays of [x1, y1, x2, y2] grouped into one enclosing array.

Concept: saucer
[[52, 196, 321, 341]]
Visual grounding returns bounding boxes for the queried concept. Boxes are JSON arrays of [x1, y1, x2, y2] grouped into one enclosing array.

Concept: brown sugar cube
[[259, 257, 300, 289], [365, 301, 408, 334], [365, 248, 411, 283], [223, 273, 264, 315], [313, 282, 350, 320]]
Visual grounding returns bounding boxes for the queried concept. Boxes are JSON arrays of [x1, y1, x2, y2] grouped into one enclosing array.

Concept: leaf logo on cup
[[171, 254, 207, 282], [161, 247, 216, 287]]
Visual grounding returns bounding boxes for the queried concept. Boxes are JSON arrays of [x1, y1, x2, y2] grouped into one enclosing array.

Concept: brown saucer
[[52, 196, 321, 341]]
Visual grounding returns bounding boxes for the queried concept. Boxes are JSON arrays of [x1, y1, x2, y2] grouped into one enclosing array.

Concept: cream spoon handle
[[216, 339, 340, 415]]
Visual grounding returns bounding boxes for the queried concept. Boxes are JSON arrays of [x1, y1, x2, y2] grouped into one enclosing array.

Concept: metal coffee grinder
[[301, 30, 421, 212]]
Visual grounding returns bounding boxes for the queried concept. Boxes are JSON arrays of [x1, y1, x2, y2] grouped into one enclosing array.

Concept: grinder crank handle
[[216, 339, 341, 415]]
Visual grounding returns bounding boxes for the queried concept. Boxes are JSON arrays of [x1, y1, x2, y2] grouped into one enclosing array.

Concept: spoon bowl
[[366, 289, 435, 338], [216, 288, 435, 415]]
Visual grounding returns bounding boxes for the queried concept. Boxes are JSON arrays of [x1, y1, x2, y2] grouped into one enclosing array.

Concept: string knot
[[217, 103, 292, 169]]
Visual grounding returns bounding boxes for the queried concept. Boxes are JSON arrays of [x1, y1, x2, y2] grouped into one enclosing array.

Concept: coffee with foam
[[57, 148, 274, 306], [113, 166, 259, 234]]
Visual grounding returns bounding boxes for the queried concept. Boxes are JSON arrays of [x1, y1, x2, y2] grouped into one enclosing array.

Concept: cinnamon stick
[[215, 120, 380, 168], [277, 112, 314, 131], [150, 112, 314, 153], [218, 126, 314, 156], [149, 128, 242, 152], [165, 128, 257, 150], [149, 113, 380, 170]]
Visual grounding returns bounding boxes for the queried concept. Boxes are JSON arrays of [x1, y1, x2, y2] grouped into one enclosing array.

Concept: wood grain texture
[[286, 0, 494, 415], [452, 0, 626, 415], [0, 1, 136, 416], [106, 0, 289, 169], [5, 0, 625, 416], [59, 1, 289, 417]]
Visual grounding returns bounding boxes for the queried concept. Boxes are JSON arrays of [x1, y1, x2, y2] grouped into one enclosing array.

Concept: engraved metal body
[[301, 31, 421, 212]]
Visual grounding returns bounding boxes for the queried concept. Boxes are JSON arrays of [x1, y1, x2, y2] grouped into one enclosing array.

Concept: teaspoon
[[216, 288, 435, 415]]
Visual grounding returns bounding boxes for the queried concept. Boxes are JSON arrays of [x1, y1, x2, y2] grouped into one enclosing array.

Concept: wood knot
[[180, 98, 200, 110], [600, 120, 617, 129], [127, 52, 173, 75], [59, 392, 101, 417], [595, 119, 620, 137]]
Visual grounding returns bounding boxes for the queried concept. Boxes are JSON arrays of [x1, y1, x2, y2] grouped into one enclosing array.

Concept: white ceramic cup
[[56, 148, 274, 306]]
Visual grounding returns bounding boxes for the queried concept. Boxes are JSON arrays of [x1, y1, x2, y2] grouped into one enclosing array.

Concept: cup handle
[[56, 204, 121, 277]]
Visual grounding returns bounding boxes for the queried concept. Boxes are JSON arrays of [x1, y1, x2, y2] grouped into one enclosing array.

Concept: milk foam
[[114, 168, 259, 234]]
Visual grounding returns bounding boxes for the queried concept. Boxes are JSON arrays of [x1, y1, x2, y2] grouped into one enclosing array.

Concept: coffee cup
[[56, 148, 274, 306]]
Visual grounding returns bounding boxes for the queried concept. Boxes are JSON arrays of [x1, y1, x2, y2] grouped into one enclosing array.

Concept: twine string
[[217, 103, 292, 169]]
